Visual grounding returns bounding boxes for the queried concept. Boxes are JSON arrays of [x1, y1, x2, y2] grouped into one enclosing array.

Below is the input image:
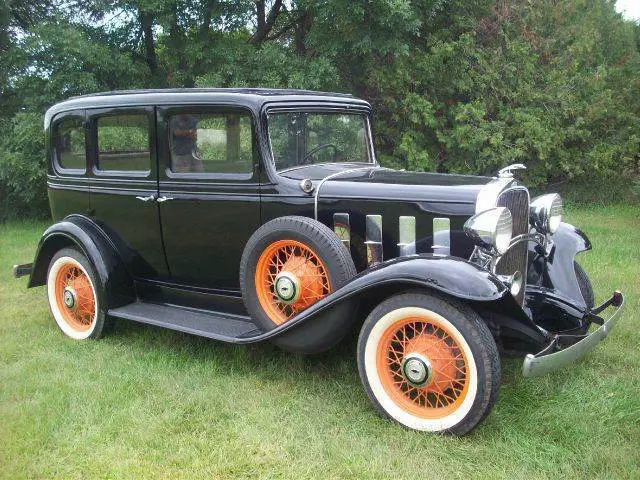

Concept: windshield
[[267, 111, 372, 171]]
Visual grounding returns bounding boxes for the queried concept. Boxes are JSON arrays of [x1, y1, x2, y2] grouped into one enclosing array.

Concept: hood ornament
[[498, 163, 526, 178]]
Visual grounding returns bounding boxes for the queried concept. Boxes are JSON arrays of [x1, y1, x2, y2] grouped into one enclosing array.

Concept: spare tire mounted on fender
[[240, 216, 357, 333]]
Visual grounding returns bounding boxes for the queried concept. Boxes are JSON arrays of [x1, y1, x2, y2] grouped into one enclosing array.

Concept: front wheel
[[357, 292, 501, 435]]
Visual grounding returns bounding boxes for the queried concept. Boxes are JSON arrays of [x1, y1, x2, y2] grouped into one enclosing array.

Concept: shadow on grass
[[107, 316, 361, 378]]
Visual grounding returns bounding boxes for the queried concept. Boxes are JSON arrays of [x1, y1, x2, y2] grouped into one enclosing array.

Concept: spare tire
[[240, 216, 357, 331]]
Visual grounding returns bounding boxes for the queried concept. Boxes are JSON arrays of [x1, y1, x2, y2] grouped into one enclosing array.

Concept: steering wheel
[[302, 143, 338, 164]]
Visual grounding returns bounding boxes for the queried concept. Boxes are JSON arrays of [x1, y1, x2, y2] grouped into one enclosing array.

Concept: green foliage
[[371, 1, 640, 191], [0, 113, 48, 220], [1, 0, 639, 219]]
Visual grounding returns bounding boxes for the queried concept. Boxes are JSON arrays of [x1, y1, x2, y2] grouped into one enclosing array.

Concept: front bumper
[[522, 291, 624, 377]]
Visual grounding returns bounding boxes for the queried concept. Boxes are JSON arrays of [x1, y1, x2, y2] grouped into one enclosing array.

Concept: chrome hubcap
[[62, 287, 76, 309], [274, 272, 300, 304], [401, 353, 433, 387]]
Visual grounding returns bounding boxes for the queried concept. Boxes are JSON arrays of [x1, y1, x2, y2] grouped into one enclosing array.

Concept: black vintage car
[[13, 88, 623, 435]]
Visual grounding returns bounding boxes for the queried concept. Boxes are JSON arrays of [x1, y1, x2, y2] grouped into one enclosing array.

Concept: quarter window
[[55, 117, 86, 171], [168, 113, 253, 174], [97, 114, 150, 172]]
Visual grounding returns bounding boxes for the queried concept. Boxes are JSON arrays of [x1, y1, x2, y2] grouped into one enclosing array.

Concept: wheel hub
[[62, 287, 77, 309], [401, 352, 433, 387], [274, 272, 301, 304]]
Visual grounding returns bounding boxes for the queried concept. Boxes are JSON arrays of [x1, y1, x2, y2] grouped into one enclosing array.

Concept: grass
[[1, 205, 639, 479]]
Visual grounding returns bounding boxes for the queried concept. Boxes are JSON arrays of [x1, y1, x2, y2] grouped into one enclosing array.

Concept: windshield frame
[[265, 106, 377, 173]]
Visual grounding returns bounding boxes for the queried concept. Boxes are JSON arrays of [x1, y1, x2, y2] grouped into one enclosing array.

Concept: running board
[[108, 302, 262, 342]]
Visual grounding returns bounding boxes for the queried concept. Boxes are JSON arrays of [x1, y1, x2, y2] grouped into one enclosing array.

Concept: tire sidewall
[[47, 247, 105, 340], [358, 293, 497, 434]]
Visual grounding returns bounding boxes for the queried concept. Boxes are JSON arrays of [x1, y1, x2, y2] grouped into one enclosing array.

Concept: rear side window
[[168, 112, 253, 174], [97, 114, 150, 172], [55, 117, 86, 171]]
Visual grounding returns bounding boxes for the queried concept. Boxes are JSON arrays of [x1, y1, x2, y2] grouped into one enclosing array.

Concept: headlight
[[464, 207, 513, 254], [530, 194, 563, 234]]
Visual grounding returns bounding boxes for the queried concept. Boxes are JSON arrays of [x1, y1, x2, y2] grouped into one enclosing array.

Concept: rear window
[[97, 114, 150, 172], [55, 117, 86, 171]]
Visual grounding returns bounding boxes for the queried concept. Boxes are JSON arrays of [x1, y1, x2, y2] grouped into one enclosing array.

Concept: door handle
[[156, 196, 174, 203], [135, 195, 156, 202]]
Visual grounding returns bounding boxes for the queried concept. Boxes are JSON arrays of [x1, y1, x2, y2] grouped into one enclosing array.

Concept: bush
[[369, 1, 640, 193], [0, 113, 49, 221]]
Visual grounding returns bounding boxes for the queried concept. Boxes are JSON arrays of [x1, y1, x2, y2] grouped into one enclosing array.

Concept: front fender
[[528, 222, 591, 310], [335, 254, 510, 301], [28, 215, 135, 309], [263, 255, 512, 353]]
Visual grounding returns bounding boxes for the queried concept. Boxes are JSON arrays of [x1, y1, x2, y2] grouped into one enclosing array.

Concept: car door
[[87, 106, 168, 277], [157, 105, 261, 291]]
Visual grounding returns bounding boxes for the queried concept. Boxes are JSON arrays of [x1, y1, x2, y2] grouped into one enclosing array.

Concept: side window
[[96, 114, 150, 172], [168, 112, 253, 174], [55, 117, 86, 171]]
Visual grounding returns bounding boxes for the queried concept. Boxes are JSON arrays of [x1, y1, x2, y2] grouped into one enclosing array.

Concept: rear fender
[[265, 255, 547, 352], [28, 215, 135, 309]]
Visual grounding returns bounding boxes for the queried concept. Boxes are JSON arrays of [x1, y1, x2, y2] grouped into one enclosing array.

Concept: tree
[[1, 0, 639, 219]]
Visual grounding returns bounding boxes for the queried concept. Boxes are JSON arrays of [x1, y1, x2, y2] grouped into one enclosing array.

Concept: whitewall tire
[[357, 292, 501, 435], [46, 247, 109, 340]]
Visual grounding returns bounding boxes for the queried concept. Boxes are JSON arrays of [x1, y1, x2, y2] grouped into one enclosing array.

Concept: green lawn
[[1, 205, 639, 479]]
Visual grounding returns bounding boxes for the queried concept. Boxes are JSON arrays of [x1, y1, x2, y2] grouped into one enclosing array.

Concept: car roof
[[44, 88, 371, 126]]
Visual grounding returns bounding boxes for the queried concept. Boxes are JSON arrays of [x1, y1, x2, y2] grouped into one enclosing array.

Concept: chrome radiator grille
[[496, 187, 529, 304]]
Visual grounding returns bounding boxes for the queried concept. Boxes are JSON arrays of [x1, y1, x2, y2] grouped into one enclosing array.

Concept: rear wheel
[[357, 292, 500, 435], [46, 247, 109, 340]]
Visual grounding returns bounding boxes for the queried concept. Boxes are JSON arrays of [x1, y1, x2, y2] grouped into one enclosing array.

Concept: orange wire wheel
[[47, 252, 99, 340], [376, 313, 470, 420], [255, 239, 332, 325], [358, 292, 502, 434]]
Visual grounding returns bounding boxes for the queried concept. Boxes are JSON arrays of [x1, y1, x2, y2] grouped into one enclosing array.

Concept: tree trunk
[[294, 10, 312, 56], [138, 11, 158, 78], [251, 0, 283, 45], [168, 2, 192, 86]]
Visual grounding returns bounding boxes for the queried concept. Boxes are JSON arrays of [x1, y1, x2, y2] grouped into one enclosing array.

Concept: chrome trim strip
[[522, 294, 625, 377], [313, 166, 378, 220]]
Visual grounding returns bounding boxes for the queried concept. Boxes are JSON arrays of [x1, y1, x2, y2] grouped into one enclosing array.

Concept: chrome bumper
[[522, 292, 624, 377]]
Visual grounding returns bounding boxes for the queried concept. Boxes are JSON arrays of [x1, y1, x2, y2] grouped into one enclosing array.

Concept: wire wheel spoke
[[256, 240, 332, 325], [54, 261, 96, 332], [378, 314, 470, 418]]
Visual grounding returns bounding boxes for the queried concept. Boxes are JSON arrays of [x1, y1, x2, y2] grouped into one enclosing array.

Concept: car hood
[[281, 164, 494, 208]]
